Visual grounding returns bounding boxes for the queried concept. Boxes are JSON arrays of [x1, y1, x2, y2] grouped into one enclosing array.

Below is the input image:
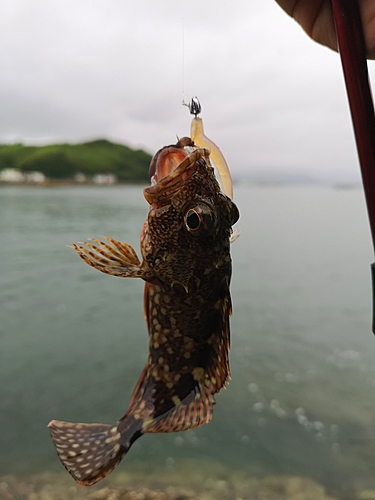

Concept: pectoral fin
[[71, 236, 152, 280]]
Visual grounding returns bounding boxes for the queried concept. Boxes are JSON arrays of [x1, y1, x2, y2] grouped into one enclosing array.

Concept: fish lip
[[144, 147, 210, 204]]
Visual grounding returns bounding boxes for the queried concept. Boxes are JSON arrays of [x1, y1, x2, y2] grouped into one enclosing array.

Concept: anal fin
[[144, 381, 215, 434]]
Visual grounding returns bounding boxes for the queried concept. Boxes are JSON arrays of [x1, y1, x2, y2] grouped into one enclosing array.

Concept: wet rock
[[360, 491, 375, 500]]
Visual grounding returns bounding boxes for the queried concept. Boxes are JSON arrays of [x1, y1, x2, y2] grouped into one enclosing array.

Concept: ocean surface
[[1, 184, 375, 494]]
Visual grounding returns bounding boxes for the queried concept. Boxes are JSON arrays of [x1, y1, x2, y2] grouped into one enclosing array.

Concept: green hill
[[0, 139, 152, 181]]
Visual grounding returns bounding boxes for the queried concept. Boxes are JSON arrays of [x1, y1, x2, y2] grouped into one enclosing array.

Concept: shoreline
[[0, 180, 146, 188]]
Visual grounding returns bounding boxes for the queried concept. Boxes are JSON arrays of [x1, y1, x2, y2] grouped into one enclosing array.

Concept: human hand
[[275, 0, 375, 59]]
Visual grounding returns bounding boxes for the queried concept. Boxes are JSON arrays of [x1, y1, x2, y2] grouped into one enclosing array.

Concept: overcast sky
[[2, 0, 375, 183]]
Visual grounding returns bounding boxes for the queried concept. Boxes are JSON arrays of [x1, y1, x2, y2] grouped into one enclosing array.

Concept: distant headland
[[0, 139, 152, 185]]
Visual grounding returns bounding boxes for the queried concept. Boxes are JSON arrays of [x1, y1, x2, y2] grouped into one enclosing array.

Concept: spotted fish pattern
[[49, 138, 239, 485]]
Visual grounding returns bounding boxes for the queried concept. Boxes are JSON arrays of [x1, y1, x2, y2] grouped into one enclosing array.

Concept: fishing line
[[179, 9, 235, 204], [181, 10, 187, 106]]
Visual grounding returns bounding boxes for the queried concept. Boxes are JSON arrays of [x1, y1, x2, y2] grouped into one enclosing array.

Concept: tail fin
[[48, 420, 125, 486]]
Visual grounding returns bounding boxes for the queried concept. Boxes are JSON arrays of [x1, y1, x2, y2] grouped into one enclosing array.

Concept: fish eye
[[183, 203, 217, 236], [185, 209, 201, 231]]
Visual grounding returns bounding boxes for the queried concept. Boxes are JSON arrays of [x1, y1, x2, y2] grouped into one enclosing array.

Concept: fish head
[[142, 138, 239, 289]]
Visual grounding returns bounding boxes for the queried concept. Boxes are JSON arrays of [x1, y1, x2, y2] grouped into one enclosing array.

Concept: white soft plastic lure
[[190, 116, 233, 200]]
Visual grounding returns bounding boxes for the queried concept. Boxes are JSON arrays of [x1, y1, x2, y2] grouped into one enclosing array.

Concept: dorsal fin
[[204, 294, 232, 392]]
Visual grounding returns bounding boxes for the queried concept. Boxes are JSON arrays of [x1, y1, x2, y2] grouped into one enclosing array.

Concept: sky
[[1, 1, 375, 183]]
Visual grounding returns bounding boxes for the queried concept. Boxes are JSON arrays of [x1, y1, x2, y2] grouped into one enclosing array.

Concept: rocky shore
[[0, 473, 341, 500], [0, 458, 355, 500]]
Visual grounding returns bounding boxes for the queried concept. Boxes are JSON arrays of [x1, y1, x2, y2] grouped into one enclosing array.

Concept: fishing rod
[[331, 0, 375, 332]]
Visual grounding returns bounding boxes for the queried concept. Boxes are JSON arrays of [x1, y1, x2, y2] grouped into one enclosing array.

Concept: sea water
[[1, 184, 375, 492]]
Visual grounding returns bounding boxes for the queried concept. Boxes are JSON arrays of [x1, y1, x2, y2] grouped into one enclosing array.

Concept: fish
[[48, 136, 239, 486]]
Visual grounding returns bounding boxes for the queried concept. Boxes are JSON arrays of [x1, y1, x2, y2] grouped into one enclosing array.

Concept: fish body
[[49, 138, 239, 486]]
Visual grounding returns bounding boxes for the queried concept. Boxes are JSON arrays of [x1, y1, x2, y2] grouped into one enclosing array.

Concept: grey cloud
[[0, 1, 370, 182]]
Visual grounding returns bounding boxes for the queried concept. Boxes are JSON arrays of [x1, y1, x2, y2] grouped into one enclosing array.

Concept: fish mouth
[[144, 139, 210, 204]]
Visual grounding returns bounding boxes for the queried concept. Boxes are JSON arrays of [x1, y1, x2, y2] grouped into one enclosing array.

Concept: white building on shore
[[0, 168, 46, 184], [0, 168, 24, 183]]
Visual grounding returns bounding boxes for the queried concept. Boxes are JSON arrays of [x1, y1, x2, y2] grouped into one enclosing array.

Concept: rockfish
[[49, 137, 239, 485]]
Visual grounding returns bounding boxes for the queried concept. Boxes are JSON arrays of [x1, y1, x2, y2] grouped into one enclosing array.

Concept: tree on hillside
[[0, 140, 152, 181], [19, 152, 81, 178]]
